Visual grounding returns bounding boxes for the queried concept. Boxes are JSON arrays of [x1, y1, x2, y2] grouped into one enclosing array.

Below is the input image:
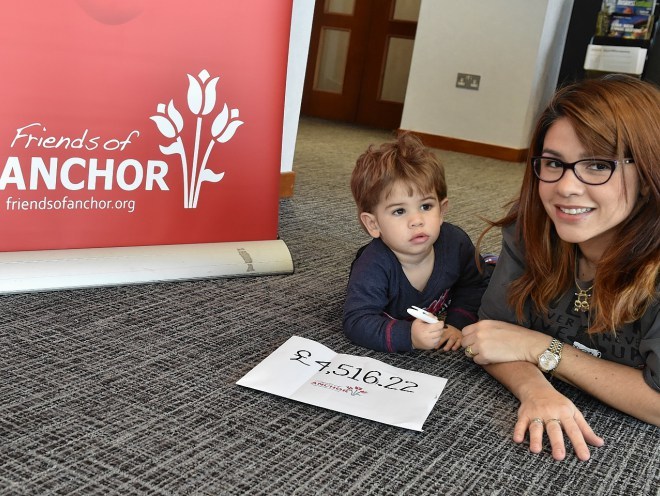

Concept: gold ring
[[464, 345, 477, 358], [544, 418, 562, 427], [530, 417, 544, 426]]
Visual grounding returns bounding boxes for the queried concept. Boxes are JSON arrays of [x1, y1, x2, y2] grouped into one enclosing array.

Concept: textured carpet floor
[[0, 118, 658, 495]]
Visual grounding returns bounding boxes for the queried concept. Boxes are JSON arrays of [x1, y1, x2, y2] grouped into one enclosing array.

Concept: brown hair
[[479, 75, 660, 334], [350, 132, 447, 230]]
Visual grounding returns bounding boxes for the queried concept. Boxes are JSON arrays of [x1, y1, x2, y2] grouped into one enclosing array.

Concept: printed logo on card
[[310, 381, 369, 397]]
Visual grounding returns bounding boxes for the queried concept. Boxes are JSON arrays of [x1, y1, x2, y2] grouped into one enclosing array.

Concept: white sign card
[[584, 44, 647, 75], [236, 336, 448, 431]]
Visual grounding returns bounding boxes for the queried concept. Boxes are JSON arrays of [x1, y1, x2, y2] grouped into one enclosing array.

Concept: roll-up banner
[[0, 1, 294, 292]]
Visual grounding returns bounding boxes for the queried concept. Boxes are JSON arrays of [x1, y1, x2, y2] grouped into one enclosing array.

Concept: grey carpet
[[1, 117, 657, 495]]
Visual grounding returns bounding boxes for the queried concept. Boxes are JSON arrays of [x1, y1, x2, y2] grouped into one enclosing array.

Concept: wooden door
[[301, 0, 419, 130]]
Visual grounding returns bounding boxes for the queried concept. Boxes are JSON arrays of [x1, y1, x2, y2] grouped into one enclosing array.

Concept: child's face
[[360, 180, 448, 263]]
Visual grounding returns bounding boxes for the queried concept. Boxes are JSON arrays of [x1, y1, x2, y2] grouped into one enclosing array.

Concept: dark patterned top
[[343, 223, 488, 353]]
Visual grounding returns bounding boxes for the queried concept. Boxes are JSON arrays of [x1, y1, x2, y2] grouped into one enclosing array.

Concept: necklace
[[573, 256, 593, 313], [574, 280, 593, 312]]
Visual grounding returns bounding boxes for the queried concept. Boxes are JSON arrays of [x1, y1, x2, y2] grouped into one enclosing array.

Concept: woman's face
[[538, 118, 641, 260]]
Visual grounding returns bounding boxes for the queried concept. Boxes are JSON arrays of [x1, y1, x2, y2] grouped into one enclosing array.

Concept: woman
[[462, 75, 660, 461]]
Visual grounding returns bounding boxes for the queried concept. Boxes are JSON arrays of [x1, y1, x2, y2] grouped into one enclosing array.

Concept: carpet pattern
[[1, 118, 658, 495]]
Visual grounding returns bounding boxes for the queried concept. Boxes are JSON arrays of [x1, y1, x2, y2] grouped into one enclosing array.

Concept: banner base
[[0, 240, 294, 293]]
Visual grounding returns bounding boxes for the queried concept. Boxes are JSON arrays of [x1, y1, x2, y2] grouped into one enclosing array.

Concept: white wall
[[281, 0, 315, 173], [401, 0, 574, 150]]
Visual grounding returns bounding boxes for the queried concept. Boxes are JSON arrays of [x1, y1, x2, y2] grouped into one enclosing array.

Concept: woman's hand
[[515, 381, 605, 461], [461, 320, 549, 365]]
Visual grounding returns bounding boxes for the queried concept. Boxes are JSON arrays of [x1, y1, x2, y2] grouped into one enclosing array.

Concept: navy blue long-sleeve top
[[343, 222, 489, 352]]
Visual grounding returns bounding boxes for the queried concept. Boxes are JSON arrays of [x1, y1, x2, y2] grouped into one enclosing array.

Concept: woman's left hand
[[515, 380, 605, 461], [461, 320, 549, 365]]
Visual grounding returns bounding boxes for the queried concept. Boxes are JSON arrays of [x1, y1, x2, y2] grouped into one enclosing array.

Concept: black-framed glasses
[[531, 156, 634, 185]]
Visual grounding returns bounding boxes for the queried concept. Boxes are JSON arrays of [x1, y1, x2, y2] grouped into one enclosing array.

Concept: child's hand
[[434, 324, 462, 352], [411, 319, 447, 350]]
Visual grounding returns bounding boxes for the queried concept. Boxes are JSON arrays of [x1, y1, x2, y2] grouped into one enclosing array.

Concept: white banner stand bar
[[0, 240, 293, 293]]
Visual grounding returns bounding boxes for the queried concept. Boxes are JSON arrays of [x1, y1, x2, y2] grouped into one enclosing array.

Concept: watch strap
[[549, 338, 563, 359]]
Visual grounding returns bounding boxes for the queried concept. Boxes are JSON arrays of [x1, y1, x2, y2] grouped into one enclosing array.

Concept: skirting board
[[280, 171, 296, 198], [402, 130, 528, 162], [0, 239, 294, 293]]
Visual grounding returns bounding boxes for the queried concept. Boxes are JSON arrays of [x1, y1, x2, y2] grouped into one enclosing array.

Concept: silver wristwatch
[[538, 338, 563, 373]]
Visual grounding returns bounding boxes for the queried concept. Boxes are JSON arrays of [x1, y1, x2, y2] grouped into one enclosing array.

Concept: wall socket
[[456, 73, 481, 90]]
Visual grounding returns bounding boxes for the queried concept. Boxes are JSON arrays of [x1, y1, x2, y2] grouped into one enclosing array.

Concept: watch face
[[539, 351, 559, 372]]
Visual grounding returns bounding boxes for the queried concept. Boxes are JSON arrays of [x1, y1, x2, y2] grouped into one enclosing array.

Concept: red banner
[[0, 0, 292, 251]]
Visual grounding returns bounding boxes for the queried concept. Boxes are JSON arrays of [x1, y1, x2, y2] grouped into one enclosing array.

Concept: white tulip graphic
[[150, 100, 190, 207], [151, 70, 244, 209], [150, 100, 183, 138], [191, 105, 244, 208], [211, 105, 244, 143], [187, 69, 219, 117]]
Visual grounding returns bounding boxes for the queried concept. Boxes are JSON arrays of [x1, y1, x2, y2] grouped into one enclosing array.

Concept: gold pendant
[[574, 289, 591, 312]]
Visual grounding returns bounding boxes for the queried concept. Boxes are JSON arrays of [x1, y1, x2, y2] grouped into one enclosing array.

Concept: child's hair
[[478, 74, 660, 334], [350, 132, 447, 228]]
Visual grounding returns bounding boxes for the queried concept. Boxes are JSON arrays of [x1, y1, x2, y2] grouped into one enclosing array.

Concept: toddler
[[343, 133, 488, 352]]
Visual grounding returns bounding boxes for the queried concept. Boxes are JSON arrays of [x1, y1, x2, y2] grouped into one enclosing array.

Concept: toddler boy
[[343, 133, 488, 352]]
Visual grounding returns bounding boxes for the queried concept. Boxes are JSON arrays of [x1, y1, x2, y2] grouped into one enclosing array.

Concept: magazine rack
[[584, 0, 658, 76]]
